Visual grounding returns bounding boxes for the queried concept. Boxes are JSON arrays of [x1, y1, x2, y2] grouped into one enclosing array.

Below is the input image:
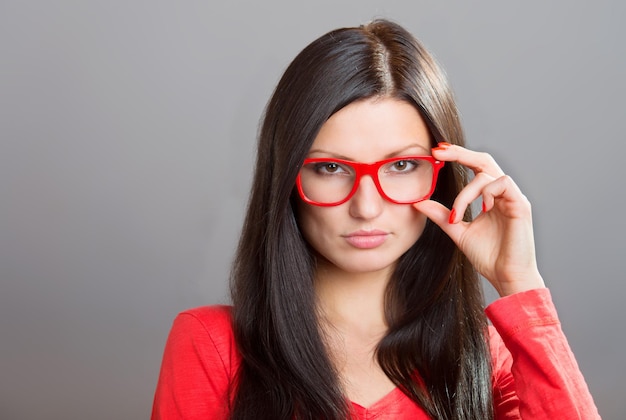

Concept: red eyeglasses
[[296, 156, 444, 206]]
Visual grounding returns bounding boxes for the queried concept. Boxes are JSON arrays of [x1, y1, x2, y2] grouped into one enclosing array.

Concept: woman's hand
[[413, 142, 545, 297]]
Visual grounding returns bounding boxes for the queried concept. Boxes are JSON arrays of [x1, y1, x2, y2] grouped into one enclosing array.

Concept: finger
[[412, 199, 467, 245], [449, 171, 496, 223], [481, 175, 531, 217], [432, 143, 505, 178]]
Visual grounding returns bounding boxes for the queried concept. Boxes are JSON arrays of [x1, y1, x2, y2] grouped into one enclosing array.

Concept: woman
[[152, 19, 599, 419]]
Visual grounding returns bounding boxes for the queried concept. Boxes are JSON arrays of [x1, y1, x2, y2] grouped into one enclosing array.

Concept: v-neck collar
[[350, 387, 403, 414]]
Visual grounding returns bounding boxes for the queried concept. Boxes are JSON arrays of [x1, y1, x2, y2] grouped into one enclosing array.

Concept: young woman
[[152, 19, 599, 419]]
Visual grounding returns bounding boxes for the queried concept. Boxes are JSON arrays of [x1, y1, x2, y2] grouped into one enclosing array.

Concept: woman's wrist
[[493, 271, 546, 298]]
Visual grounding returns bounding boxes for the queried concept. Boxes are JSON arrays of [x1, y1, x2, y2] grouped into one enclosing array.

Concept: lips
[[343, 229, 389, 249]]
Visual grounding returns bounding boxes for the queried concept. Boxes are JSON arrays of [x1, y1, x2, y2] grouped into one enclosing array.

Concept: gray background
[[1, 1, 624, 418]]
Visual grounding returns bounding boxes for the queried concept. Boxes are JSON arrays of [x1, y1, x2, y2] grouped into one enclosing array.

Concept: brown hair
[[229, 19, 492, 419]]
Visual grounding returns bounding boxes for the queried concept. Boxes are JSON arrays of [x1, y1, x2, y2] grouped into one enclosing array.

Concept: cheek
[[295, 201, 331, 249], [412, 216, 426, 232], [395, 208, 428, 244]]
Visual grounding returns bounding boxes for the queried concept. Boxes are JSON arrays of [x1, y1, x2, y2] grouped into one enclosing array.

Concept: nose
[[348, 175, 384, 219]]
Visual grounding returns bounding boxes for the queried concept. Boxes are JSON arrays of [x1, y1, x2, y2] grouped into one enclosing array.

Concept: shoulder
[[175, 304, 234, 336], [167, 304, 239, 374], [153, 305, 239, 419]]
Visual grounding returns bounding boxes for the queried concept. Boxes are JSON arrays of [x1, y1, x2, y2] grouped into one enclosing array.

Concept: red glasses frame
[[296, 156, 445, 207]]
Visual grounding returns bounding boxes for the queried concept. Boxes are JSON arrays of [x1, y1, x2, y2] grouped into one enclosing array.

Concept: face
[[297, 97, 432, 277]]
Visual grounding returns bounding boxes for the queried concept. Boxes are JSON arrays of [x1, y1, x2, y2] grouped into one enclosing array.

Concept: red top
[[151, 289, 600, 419]]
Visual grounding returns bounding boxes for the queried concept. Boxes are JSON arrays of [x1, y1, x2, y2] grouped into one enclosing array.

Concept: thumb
[[412, 200, 464, 244]]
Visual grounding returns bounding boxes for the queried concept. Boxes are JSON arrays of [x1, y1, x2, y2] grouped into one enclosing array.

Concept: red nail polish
[[432, 142, 451, 153], [448, 208, 456, 224], [482, 201, 487, 213]]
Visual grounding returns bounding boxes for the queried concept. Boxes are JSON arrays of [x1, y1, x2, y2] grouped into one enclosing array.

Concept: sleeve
[[151, 306, 237, 420], [486, 288, 600, 420]]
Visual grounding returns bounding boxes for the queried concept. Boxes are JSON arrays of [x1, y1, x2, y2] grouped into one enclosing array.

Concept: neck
[[315, 260, 392, 336]]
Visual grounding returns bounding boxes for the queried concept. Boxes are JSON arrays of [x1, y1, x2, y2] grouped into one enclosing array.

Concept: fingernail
[[482, 201, 487, 213], [437, 142, 451, 149], [448, 208, 456, 224]]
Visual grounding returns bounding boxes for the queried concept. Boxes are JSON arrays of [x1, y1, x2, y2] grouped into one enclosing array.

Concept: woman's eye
[[315, 162, 347, 174], [324, 163, 339, 172], [390, 160, 417, 172]]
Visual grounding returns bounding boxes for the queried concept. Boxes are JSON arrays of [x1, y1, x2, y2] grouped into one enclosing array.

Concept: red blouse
[[151, 289, 600, 419]]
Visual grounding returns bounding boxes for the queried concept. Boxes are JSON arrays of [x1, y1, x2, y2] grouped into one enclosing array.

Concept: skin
[[297, 97, 545, 407]]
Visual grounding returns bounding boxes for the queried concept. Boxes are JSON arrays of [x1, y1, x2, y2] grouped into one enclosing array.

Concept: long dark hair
[[229, 19, 493, 419]]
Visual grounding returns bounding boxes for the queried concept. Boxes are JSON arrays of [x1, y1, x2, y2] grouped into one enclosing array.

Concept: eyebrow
[[307, 143, 431, 160]]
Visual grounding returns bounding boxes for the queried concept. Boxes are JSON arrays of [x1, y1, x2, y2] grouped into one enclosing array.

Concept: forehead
[[309, 98, 432, 161]]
